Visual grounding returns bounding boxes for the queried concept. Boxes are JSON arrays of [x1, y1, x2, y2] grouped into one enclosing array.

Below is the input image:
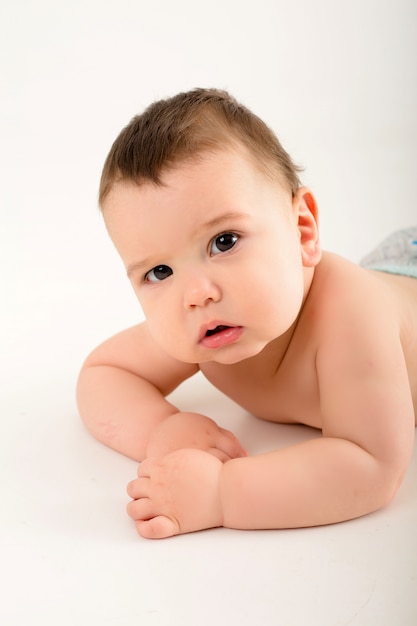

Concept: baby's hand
[[127, 448, 223, 538], [145, 412, 247, 462]]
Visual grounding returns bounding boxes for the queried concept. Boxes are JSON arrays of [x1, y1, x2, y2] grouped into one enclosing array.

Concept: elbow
[[368, 460, 408, 513], [75, 365, 93, 429], [76, 365, 111, 442], [384, 462, 408, 504], [358, 426, 414, 516], [76, 365, 145, 462], [375, 431, 415, 511]]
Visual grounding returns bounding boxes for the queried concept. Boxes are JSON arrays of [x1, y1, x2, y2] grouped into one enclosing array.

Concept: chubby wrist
[[218, 456, 249, 530]]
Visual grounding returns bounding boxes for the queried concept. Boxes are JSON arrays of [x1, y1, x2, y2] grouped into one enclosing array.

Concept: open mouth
[[201, 324, 243, 349], [205, 325, 231, 337]]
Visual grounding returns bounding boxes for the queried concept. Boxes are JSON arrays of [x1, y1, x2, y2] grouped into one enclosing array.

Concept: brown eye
[[145, 265, 173, 283], [210, 233, 239, 255]]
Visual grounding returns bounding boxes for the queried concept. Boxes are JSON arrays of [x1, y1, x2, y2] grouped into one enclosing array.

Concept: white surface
[[1, 1, 416, 624]]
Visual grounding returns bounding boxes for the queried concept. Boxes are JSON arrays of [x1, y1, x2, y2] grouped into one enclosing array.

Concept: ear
[[292, 187, 321, 268]]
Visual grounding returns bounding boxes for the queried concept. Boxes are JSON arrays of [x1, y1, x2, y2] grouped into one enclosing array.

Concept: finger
[[137, 458, 154, 478], [218, 428, 247, 459], [127, 477, 150, 499], [135, 515, 180, 540], [126, 496, 154, 521], [207, 447, 232, 462]]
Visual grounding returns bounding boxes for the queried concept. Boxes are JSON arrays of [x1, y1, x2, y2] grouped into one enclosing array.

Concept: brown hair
[[99, 88, 302, 206]]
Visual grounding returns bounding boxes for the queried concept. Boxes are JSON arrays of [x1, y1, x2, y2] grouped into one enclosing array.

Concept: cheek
[[144, 314, 181, 358], [133, 291, 166, 331], [139, 296, 186, 351], [239, 251, 303, 297], [241, 262, 304, 327], [141, 302, 172, 334]]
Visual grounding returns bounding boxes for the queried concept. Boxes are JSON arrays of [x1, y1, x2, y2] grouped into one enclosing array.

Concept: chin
[[207, 343, 267, 365]]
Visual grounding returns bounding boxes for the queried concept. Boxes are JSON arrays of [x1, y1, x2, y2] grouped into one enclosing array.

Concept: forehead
[[102, 148, 293, 274], [103, 147, 287, 218]]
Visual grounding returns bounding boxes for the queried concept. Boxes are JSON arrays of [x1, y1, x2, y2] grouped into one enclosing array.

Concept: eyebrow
[[194, 211, 249, 238], [126, 211, 249, 279]]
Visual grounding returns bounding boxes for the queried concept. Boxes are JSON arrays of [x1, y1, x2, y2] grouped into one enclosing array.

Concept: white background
[[1, 1, 416, 624]]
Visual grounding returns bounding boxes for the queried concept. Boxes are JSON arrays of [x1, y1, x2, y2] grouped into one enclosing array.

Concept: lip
[[199, 322, 244, 349]]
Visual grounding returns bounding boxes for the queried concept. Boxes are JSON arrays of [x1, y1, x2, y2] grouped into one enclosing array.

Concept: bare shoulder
[[312, 251, 417, 424], [312, 252, 417, 369], [82, 322, 199, 395], [312, 251, 417, 328], [363, 265, 417, 411]]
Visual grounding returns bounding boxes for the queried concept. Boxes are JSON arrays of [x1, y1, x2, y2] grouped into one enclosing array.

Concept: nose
[[182, 269, 222, 309]]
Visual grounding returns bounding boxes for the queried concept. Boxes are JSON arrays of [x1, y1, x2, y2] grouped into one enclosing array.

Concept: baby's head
[[99, 88, 302, 207], [99, 89, 321, 365]]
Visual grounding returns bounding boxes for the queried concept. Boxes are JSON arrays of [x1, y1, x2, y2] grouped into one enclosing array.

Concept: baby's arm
[[76, 323, 246, 462], [222, 316, 415, 526], [127, 307, 415, 537]]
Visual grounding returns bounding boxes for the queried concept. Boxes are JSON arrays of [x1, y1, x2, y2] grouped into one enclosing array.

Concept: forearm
[[220, 438, 401, 529], [76, 364, 178, 461]]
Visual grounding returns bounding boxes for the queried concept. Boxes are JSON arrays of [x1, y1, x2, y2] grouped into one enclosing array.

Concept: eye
[[210, 232, 239, 256], [145, 264, 173, 283]]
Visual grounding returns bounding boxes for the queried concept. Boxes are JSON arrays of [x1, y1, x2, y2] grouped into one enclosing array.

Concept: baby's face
[[103, 148, 313, 364]]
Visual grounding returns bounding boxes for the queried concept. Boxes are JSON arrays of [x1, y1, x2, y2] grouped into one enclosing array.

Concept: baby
[[76, 88, 417, 539]]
